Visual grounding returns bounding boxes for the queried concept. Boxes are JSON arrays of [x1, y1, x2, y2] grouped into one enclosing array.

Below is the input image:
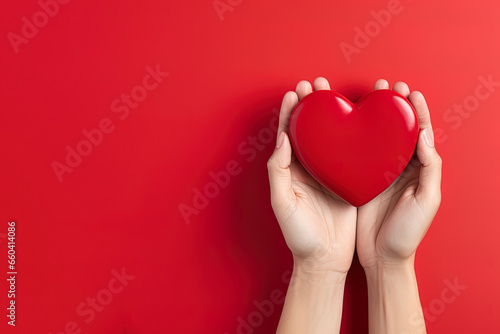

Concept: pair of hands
[[267, 77, 442, 277]]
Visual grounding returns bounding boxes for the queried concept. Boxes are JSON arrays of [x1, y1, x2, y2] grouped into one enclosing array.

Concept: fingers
[[277, 91, 299, 139], [374, 79, 389, 90], [277, 78, 324, 139], [313, 77, 331, 91], [393, 81, 410, 98], [267, 131, 296, 214], [375, 79, 411, 98], [296, 80, 312, 100], [415, 129, 442, 210], [410, 92, 442, 211], [409, 91, 432, 130]]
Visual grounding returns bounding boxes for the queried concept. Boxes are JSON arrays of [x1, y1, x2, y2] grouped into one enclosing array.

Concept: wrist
[[364, 260, 416, 287], [363, 253, 416, 276], [293, 258, 348, 286]]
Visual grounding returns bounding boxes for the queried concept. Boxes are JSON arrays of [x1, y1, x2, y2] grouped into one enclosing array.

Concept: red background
[[1, 0, 499, 333]]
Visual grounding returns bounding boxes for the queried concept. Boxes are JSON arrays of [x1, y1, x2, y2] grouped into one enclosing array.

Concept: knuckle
[[267, 156, 285, 176], [266, 157, 275, 171], [420, 189, 441, 213], [434, 154, 443, 166], [431, 192, 442, 212], [431, 189, 442, 204]]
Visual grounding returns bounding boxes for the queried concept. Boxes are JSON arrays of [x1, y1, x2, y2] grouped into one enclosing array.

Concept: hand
[[267, 77, 357, 275], [357, 79, 443, 270]]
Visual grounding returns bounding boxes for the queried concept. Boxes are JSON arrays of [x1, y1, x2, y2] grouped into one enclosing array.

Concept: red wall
[[1, 0, 499, 333]]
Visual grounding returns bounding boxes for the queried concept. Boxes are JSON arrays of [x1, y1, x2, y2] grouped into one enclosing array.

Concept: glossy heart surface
[[288, 89, 419, 207]]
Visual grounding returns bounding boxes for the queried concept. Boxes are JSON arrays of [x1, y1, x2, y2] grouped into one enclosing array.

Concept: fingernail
[[422, 128, 434, 147], [276, 131, 285, 148]]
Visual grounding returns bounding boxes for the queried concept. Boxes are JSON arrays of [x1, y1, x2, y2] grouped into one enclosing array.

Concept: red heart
[[288, 89, 419, 207]]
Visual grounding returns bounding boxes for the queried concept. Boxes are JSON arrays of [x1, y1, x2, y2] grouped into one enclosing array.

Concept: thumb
[[267, 131, 296, 214], [415, 128, 443, 211]]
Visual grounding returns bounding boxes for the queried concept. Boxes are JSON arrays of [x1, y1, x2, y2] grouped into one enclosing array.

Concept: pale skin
[[267, 77, 442, 334]]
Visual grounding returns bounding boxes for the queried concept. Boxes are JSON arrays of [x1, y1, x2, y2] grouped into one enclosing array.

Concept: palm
[[357, 154, 427, 268], [285, 155, 356, 272]]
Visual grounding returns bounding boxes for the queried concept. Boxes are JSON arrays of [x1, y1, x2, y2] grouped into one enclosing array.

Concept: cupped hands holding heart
[[268, 77, 442, 334]]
